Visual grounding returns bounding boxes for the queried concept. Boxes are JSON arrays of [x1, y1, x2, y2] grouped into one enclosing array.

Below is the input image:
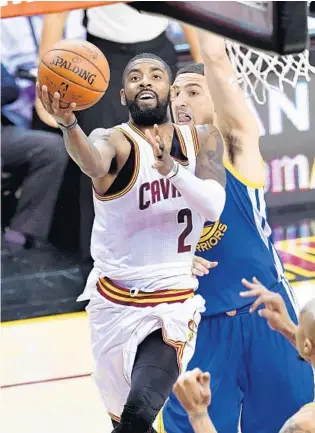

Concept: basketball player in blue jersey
[[161, 29, 314, 433], [170, 285, 315, 433]]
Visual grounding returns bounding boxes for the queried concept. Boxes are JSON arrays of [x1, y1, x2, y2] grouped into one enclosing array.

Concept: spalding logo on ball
[[38, 39, 110, 111]]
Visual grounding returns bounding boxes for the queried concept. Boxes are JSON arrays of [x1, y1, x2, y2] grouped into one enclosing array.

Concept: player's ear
[[170, 85, 176, 102], [304, 338, 312, 356], [120, 89, 126, 106]]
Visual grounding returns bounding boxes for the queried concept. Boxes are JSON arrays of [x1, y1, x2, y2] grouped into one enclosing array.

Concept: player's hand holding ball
[[36, 83, 76, 127], [37, 39, 110, 126], [145, 124, 175, 176]]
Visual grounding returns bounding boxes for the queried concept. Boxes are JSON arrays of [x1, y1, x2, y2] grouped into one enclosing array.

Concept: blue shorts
[[162, 282, 314, 433]]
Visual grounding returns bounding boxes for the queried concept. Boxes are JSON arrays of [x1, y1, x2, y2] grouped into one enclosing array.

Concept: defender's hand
[[173, 368, 211, 415], [145, 124, 175, 176], [192, 256, 218, 277], [36, 82, 76, 126], [240, 277, 294, 335]]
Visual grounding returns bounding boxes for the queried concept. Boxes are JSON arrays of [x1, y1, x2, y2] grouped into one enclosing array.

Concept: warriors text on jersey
[[80, 122, 205, 299], [196, 159, 296, 315]]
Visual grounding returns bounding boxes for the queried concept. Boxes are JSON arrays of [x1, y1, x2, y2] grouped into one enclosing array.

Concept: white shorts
[[86, 276, 205, 421]]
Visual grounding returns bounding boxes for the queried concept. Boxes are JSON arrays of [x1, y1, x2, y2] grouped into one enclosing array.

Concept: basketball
[[38, 39, 110, 111]]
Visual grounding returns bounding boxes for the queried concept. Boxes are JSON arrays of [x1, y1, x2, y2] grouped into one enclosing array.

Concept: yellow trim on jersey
[[157, 411, 166, 433], [224, 158, 265, 189], [128, 120, 147, 141], [128, 121, 189, 166], [99, 277, 192, 298], [173, 125, 188, 157], [98, 278, 194, 306], [93, 128, 140, 201], [98, 284, 194, 305], [173, 125, 189, 166], [302, 402, 315, 410], [189, 125, 200, 156], [108, 412, 121, 422], [161, 327, 186, 374]]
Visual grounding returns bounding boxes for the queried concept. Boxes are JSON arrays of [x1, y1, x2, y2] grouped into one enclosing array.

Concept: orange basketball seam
[[40, 61, 105, 93], [45, 90, 101, 108], [44, 48, 108, 83]]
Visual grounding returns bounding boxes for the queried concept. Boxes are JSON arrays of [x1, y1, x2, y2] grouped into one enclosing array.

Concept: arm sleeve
[[170, 163, 226, 221]]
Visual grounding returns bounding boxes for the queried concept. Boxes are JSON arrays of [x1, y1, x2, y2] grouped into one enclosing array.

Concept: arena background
[[1, 3, 315, 433]]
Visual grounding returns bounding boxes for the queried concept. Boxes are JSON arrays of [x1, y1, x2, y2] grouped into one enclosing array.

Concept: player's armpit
[[89, 128, 119, 179], [195, 125, 226, 188], [63, 125, 117, 179]]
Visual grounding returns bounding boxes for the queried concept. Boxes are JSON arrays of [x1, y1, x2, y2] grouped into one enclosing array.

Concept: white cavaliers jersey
[[80, 122, 205, 299]]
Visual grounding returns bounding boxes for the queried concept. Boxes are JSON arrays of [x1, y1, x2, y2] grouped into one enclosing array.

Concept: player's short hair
[[122, 53, 173, 86], [175, 63, 205, 78]]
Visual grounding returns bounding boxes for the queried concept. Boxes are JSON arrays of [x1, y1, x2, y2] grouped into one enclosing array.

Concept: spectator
[[37, 4, 202, 278], [1, 13, 87, 251], [1, 63, 68, 251]]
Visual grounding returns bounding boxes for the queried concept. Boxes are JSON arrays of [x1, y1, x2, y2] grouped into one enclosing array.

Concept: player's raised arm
[[37, 84, 116, 178], [197, 29, 259, 147], [145, 124, 226, 222]]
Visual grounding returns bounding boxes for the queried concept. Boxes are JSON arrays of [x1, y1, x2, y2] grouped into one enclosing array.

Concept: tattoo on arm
[[195, 126, 226, 188], [279, 419, 312, 433]]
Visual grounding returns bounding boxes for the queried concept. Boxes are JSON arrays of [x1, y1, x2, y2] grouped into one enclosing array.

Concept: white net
[[226, 41, 315, 104], [224, 0, 315, 104]]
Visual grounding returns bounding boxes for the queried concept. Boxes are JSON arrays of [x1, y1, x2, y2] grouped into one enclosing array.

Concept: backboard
[[134, 1, 309, 55]]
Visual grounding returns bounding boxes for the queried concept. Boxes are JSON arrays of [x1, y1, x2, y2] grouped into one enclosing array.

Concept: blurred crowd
[[1, 4, 200, 278]]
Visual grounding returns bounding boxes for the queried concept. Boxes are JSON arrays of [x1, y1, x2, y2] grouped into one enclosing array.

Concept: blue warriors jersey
[[197, 160, 291, 316]]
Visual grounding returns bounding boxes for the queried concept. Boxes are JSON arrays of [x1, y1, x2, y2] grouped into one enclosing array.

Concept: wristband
[[57, 117, 78, 131], [165, 160, 179, 179]]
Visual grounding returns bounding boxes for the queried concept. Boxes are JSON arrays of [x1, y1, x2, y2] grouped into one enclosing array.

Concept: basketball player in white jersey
[[36, 52, 226, 433]]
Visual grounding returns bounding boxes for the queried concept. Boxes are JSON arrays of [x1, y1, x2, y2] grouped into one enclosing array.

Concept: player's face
[[171, 73, 214, 126], [121, 59, 171, 126]]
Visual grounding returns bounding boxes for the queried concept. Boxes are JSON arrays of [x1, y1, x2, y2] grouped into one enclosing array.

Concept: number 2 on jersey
[[177, 208, 193, 253]]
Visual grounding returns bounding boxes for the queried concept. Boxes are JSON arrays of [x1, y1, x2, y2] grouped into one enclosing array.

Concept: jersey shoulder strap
[[174, 124, 199, 172]]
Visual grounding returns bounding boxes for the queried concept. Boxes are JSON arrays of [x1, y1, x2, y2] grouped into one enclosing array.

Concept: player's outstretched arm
[[197, 29, 259, 148], [37, 84, 116, 178], [145, 125, 226, 221]]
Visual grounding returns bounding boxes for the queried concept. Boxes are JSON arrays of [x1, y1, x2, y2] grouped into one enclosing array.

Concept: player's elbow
[[204, 180, 226, 221], [79, 158, 110, 178], [80, 166, 107, 179]]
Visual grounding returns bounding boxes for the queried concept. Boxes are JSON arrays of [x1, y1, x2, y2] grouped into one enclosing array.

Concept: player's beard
[[126, 91, 170, 126]]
